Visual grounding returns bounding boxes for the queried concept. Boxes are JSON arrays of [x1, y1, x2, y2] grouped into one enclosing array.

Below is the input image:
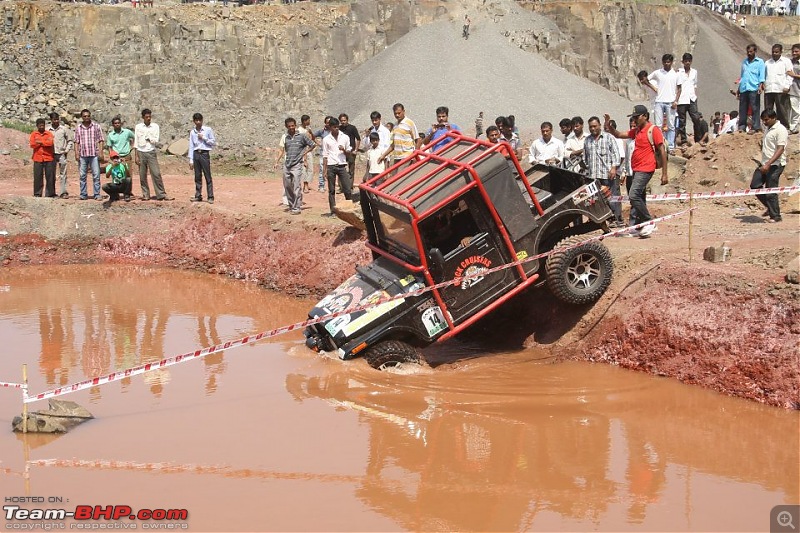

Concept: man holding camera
[[421, 106, 461, 152]]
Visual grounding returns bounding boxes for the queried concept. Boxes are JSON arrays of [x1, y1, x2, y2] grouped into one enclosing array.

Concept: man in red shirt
[[30, 118, 56, 198], [604, 105, 668, 238]]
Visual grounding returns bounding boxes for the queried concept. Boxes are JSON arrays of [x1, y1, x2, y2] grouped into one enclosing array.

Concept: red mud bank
[[1, 208, 798, 409], [580, 264, 800, 409]]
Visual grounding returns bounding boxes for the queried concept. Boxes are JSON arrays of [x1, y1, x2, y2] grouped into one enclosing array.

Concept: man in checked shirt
[[584, 116, 622, 227]]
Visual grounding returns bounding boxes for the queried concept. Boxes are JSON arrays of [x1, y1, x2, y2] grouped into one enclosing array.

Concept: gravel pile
[[326, 18, 637, 142]]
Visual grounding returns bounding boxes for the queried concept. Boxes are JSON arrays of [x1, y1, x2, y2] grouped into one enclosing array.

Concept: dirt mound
[[582, 263, 799, 409], [326, 19, 636, 139]]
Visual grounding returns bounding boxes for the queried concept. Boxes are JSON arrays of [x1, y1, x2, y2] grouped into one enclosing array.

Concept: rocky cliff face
[[0, 0, 443, 147], [517, 1, 698, 101], [0, 0, 789, 147]]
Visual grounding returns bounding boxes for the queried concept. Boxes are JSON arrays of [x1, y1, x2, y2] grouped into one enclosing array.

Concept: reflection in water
[[286, 362, 799, 531], [0, 265, 303, 400]]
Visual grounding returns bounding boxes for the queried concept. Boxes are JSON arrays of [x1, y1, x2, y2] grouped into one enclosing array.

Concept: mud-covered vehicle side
[[305, 133, 614, 369]]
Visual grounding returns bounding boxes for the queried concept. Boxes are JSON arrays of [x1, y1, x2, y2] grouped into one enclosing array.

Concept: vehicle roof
[[362, 133, 516, 219]]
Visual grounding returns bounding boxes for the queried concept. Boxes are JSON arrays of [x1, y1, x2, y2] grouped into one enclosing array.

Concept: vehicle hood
[[308, 257, 424, 342]]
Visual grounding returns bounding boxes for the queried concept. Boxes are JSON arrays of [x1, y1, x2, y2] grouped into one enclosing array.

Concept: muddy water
[[0, 266, 797, 532]]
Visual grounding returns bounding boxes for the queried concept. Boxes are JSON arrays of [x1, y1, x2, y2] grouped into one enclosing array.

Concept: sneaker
[[767, 217, 782, 223], [190, 197, 203, 202], [638, 224, 655, 238], [317, 187, 325, 193], [94, 195, 103, 201], [123, 195, 132, 202], [321, 212, 336, 218], [290, 208, 301, 215], [59, 192, 69, 199], [207, 198, 214, 204]]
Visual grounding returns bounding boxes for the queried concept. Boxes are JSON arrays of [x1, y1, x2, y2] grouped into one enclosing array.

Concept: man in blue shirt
[[188, 113, 217, 204], [737, 44, 766, 133], [421, 106, 461, 152]]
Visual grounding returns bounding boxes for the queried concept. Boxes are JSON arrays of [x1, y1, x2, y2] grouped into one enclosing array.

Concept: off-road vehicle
[[304, 133, 615, 369]]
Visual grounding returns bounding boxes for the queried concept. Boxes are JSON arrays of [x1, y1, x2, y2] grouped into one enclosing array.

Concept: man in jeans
[[751, 109, 787, 223], [641, 54, 679, 149], [604, 105, 668, 238], [73, 109, 104, 200], [48, 112, 73, 199], [320, 117, 353, 217], [273, 117, 315, 215], [737, 44, 766, 133]]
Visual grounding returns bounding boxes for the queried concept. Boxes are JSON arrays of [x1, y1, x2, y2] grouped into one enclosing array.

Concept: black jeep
[[304, 132, 615, 369]]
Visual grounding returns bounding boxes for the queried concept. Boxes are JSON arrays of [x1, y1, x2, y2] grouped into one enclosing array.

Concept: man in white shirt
[[528, 122, 565, 165], [676, 52, 701, 146], [134, 108, 171, 201], [750, 109, 787, 222], [718, 111, 740, 135], [764, 43, 794, 129], [563, 116, 587, 171], [321, 117, 353, 217], [642, 54, 679, 150], [361, 111, 391, 154]]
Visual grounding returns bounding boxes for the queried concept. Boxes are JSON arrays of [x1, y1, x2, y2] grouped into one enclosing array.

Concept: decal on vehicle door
[[571, 181, 599, 205], [421, 307, 448, 336], [453, 255, 492, 290]]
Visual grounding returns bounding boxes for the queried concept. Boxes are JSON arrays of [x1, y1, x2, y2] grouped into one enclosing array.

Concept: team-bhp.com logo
[[4, 504, 188, 529]]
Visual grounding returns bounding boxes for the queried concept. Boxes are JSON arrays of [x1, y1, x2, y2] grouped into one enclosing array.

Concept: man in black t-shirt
[[338, 113, 361, 182]]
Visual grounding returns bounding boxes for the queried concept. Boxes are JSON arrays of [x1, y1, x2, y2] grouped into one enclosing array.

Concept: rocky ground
[[0, 125, 798, 409]]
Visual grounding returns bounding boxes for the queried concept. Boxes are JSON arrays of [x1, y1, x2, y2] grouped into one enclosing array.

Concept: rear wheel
[[364, 340, 422, 371], [545, 236, 613, 304]]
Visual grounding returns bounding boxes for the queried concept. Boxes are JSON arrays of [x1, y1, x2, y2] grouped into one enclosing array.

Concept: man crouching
[[102, 150, 132, 207]]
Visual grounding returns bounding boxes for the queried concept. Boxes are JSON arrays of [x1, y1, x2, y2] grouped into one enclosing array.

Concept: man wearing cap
[[604, 105, 668, 238], [102, 150, 132, 207]]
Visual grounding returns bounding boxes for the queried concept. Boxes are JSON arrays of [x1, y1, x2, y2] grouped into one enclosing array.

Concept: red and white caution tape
[[28, 458, 361, 482], [19, 207, 694, 405], [0, 381, 25, 389], [609, 185, 800, 203]]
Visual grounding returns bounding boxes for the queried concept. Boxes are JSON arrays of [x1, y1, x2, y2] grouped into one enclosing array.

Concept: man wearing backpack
[[604, 105, 668, 238]]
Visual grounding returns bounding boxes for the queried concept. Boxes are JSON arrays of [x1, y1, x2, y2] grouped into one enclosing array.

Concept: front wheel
[[363, 340, 423, 371], [545, 236, 613, 305]]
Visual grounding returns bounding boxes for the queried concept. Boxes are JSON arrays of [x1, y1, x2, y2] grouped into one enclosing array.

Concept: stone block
[[703, 244, 732, 263]]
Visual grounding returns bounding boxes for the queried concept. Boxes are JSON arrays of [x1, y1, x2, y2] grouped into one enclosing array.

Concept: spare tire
[[545, 235, 613, 305], [363, 340, 423, 371]]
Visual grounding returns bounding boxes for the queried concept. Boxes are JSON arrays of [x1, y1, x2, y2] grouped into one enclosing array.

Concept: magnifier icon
[[778, 510, 796, 530]]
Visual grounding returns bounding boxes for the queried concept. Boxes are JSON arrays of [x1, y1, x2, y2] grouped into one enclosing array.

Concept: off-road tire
[[545, 236, 613, 305], [364, 340, 423, 370]]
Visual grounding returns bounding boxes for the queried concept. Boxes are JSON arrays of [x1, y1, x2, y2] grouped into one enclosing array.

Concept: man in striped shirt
[[584, 116, 622, 226], [73, 108, 105, 200], [379, 103, 420, 171]]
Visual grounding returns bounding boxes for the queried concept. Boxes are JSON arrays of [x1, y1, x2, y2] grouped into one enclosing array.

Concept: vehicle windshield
[[373, 206, 420, 265]]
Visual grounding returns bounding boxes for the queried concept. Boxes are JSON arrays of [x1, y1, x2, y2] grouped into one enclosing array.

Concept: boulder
[[12, 399, 93, 433], [167, 138, 189, 157], [334, 203, 365, 231]]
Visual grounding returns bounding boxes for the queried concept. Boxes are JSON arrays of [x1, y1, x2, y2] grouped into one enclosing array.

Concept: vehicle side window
[[419, 198, 479, 257]]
